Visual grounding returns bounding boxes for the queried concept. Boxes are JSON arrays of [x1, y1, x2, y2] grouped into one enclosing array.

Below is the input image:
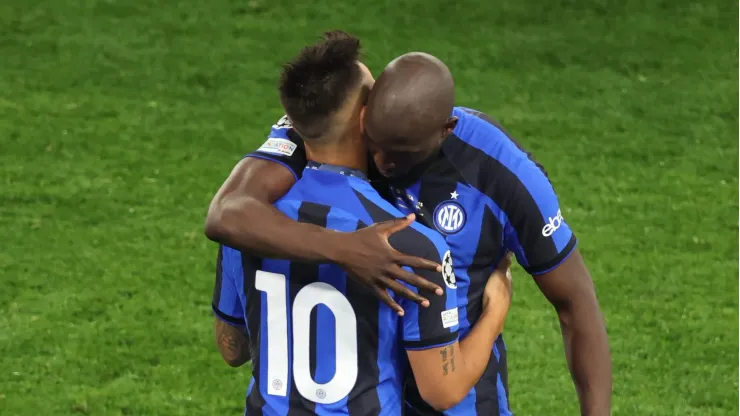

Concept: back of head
[[362, 52, 456, 178], [279, 31, 366, 142], [365, 52, 455, 144]]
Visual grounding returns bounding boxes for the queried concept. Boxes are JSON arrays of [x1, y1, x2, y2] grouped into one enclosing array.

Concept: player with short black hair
[[278, 30, 364, 141], [212, 31, 513, 415]]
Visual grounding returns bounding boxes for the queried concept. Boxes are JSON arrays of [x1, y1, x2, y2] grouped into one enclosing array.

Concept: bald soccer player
[[206, 50, 611, 415]]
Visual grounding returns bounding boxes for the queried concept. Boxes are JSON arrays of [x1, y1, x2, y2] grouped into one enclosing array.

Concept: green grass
[[0, 0, 737, 414]]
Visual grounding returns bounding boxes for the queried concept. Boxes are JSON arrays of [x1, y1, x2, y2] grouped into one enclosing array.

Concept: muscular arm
[[213, 317, 250, 367], [205, 158, 342, 261], [534, 250, 611, 416], [204, 157, 443, 312]]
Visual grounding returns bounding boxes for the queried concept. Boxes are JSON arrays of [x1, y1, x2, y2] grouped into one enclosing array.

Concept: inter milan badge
[[442, 250, 456, 289], [433, 201, 466, 234]]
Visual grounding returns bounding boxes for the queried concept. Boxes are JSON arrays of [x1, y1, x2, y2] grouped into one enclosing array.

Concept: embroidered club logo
[[442, 250, 456, 289], [433, 201, 466, 234]]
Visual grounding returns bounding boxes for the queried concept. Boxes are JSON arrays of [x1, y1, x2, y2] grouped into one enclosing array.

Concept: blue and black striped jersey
[[212, 163, 459, 416], [246, 108, 577, 416]]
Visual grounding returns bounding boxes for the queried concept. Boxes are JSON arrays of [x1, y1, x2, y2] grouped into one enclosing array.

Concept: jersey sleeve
[[395, 233, 459, 350], [244, 115, 308, 180], [212, 245, 246, 326], [500, 162, 578, 275]]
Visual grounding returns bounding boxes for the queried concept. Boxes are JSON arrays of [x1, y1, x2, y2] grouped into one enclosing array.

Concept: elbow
[[223, 356, 249, 368], [204, 211, 227, 243], [204, 199, 235, 243], [420, 386, 468, 411]]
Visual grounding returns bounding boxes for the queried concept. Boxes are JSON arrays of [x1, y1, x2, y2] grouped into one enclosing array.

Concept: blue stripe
[[269, 124, 292, 139], [492, 340, 511, 415]]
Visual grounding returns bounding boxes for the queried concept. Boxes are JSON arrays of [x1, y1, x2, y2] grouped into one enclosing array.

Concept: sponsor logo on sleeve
[[441, 308, 459, 329], [541, 209, 564, 237], [258, 138, 297, 157]]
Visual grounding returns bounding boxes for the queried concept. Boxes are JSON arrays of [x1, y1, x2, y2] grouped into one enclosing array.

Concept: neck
[[305, 136, 368, 174]]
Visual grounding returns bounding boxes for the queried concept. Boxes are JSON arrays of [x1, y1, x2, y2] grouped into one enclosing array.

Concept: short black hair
[[278, 30, 363, 139]]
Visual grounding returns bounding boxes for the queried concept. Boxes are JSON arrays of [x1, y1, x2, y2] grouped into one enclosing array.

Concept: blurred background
[[0, 0, 737, 414]]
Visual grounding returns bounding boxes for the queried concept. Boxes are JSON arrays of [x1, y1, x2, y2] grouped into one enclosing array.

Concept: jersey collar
[[305, 161, 370, 182]]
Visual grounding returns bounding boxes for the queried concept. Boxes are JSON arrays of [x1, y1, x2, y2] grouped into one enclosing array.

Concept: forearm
[[456, 305, 507, 386], [214, 318, 251, 367], [206, 195, 342, 262], [559, 305, 612, 416]]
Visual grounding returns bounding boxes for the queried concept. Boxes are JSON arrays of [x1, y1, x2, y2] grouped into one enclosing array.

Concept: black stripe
[[286, 202, 330, 416], [212, 245, 224, 309], [473, 343, 500, 415], [243, 255, 265, 416], [442, 134, 562, 268], [403, 332, 457, 349], [346, 216, 382, 415]]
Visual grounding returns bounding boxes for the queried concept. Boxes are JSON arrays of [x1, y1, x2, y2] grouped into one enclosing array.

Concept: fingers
[[496, 252, 513, 271], [379, 214, 415, 236], [388, 265, 444, 296], [383, 278, 430, 308], [394, 252, 442, 272], [373, 286, 405, 316]]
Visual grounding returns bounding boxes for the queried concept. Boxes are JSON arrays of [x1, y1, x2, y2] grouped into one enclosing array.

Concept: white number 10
[[255, 270, 359, 404]]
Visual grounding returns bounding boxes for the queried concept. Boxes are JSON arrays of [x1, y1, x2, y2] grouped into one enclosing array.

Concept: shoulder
[[256, 115, 305, 155], [346, 182, 450, 261], [445, 107, 550, 198]]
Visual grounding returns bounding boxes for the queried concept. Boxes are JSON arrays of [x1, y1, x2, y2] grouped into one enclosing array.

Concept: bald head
[[365, 52, 455, 146]]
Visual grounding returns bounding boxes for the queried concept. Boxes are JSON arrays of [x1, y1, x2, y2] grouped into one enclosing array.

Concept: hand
[[332, 214, 444, 316], [482, 253, 513, 313]]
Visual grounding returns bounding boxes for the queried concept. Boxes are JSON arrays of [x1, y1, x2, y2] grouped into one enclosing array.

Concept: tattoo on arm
[[440, 345, 455, 376], [214, 318, 250, 366]]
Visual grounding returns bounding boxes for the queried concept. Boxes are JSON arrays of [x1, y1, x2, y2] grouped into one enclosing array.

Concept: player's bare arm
[[213, 318, 250, 367], [535, 250, 611, 416], [407, 256, 512, 411], [204, 157, 444, 314]]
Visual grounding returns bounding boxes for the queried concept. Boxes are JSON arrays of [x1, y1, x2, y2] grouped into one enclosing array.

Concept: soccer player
[[206, 42, 611, 416], [211, 32, 514, 415]]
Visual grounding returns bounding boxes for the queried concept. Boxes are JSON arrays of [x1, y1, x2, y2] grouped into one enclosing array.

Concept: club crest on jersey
[[433, 201, 466, 234], [442, 250, 456, 289]]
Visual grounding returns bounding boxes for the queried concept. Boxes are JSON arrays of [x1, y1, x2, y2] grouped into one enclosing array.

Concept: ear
[[443, 116, 458, 136]]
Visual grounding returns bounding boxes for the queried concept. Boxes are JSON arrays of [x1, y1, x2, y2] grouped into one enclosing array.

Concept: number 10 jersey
[[213, 165, 459, 416]]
